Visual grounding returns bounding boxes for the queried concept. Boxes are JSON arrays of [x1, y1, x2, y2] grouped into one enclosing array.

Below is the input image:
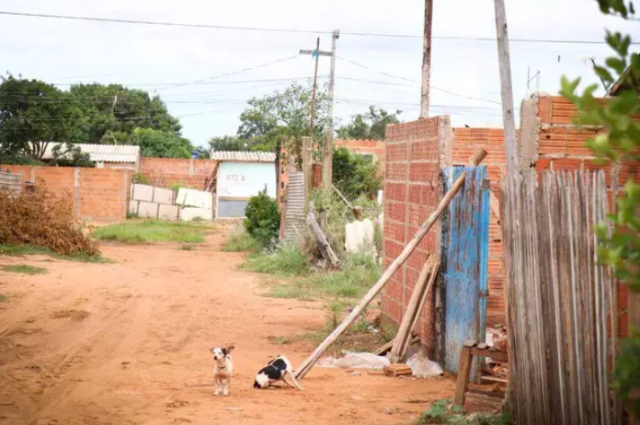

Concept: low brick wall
[[139, 158, 218, 189], [1, 165, 132, 222]]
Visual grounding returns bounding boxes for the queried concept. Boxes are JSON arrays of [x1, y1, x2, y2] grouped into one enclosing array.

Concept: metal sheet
[[283, 172, 306, 243], [442, 165, 489, 377], [218, 200, 249, 218]]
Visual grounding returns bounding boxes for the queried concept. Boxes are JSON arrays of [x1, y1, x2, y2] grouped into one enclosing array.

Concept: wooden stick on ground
[[375, 335, 421, 356], [307, 210, 340, 267], [389, 257, 440, 363], [332, 184, 362, 219], [293, 148, 488, 380]]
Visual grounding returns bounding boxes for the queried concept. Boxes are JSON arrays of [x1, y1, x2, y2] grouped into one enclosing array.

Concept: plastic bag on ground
[[406, 352, 444, 377], [316, 352, 390, 370]]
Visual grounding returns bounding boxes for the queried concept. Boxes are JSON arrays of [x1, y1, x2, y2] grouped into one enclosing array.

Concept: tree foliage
[[337, 106, 401, 140], [237, 83, 330, 157], [0, 76, 83, 160], [560, 0, 640, 415], [332, 147, 382, 199], [208, 135, 251, 152], [122, 128, 193, 159], [69, 84, 181, 144], [243, 190, 280, 244]]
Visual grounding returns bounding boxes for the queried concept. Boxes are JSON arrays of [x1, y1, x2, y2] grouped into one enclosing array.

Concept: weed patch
[[416, 399, 513, 425], [3, 265, 47, 275], [0, 244, 109, 263], [242, 244, 309, 276], [93, 220, 209, 244], [222, 229, 261, 252], [0, 294, 8, 303]]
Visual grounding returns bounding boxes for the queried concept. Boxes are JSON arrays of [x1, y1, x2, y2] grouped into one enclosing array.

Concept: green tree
[[208, 135, 251, 152], [125, 128, 194, 159], [560, 0, 640, 415], [332, 147, 382, 199], [237, 83, 330, 159], [0, 76, 83, 160], [337, 106, 401, 140], [69, 84, 182, 144]]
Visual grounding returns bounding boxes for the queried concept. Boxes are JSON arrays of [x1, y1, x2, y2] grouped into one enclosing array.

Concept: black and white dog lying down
[[253, 355, 304, 390]]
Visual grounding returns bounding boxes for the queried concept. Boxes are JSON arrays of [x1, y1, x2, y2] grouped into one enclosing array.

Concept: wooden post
[[301, 137, 312, 212], [309, 37, 320, 138], [293, 148, 488, 379], [323, 30, 339, 189], [389, 257, 439, 363], [493, 0, 519, 174], [453, 341, 475, 407], [420, 0, 433, 118]]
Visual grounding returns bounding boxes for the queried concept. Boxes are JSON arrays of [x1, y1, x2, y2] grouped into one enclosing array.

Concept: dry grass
[[51, 309, 91, 321], [0, 180, 99, 256]]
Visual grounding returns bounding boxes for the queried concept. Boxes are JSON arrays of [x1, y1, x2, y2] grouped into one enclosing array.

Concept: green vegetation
[[243, 190, 281, 244], [0, 244, 108, 263], [222, 229, 262, 252], [416, 399, 512, 425], [560, 0, 640, 415], [132, 173, 150, 184], [0, 294, 8, 303], [93, 220, 209, 244], [3, 264, 47, 275], [242, 244, 309, 277], [333, 147, 383, 199]]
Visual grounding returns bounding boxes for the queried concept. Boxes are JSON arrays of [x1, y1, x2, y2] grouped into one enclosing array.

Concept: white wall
[[216, 162, 276, 218]]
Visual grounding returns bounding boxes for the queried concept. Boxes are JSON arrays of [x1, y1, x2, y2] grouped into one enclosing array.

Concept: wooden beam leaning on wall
[[293, 148, 488, 380], [388, 255, 440, 363]]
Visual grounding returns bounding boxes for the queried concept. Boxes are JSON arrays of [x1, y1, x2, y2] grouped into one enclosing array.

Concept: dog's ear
[[210, 348, 215, 354], [226, 344, 235, 354]]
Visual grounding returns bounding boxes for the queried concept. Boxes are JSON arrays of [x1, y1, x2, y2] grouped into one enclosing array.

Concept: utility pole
[[420, 0, 433, 119], [300, 31, 338, 189], [494, 0, 519, 174]]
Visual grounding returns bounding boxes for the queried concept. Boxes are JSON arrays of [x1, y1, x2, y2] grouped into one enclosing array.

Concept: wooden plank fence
[[501, 170, 623, 425]]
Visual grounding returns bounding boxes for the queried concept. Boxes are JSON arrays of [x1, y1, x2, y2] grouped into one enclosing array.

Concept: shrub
[[333, 147, 382, 199], [244, 191, 280, 245], [0, 181, 99, 256], [132, 173, 150, 184]]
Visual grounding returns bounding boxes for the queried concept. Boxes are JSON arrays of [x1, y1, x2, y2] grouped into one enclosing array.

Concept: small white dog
[[210, 345, 234, 396], [253, 355, 304, 391]]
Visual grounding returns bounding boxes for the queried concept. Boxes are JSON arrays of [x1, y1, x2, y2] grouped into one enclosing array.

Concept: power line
[[0, 10, 633, 45], [337, 56, 503, 105], [50, 76, 325, 87], [155, 55, 300, 91]]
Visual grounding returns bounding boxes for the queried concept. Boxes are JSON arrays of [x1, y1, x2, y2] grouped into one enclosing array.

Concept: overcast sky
[[1, 0, 639, 148]]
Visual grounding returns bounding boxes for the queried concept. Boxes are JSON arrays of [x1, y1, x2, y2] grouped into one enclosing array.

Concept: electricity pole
[[494, 0, 519, 174], [300, 30, 339, 189], [420, 0, 433, 119]]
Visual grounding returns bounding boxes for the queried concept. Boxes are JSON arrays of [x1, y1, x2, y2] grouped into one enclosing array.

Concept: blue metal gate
[[442, 165, 489, 376]]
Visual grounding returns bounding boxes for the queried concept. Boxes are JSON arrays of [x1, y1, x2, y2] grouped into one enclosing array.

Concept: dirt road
[[0, 232, 453, 425]]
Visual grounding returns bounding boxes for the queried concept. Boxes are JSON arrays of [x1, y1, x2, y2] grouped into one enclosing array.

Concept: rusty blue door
[[442, 165, 489, 375]]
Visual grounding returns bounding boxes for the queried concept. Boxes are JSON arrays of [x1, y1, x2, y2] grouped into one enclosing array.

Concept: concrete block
[[153, 187, 174, 205], [158, 204, 179, 220], [179, 207, 212, 221], [129, 200, 139, 216], [176, 188, 213, 209], [132, 184, 154, 202], [138, 201, 159, 218]]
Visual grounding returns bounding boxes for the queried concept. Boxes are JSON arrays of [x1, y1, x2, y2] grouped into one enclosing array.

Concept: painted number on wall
[[226, 174, 246, 182]]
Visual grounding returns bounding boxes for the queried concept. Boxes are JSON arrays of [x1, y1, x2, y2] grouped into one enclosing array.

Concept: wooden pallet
[[453, 340, 508, 407]]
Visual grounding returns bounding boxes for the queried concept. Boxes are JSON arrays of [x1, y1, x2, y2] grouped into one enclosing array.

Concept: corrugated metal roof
[[40, 143, 140, 163], [210, 151, 276, 163]]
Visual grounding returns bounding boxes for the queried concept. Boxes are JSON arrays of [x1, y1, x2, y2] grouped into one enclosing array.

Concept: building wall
[[335, 139, 386, 174], [382, 117, 448, 349], [139, 158, 218, 189], [1, 165, 131, 222], [532, 95, 632, 338]]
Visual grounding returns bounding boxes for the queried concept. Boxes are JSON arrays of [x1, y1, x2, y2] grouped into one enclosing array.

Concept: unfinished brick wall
[[140, 158, 218, 189], [1, 165, 131, 222], [381, 117, 448, 349], [529, 94, 634, 337]]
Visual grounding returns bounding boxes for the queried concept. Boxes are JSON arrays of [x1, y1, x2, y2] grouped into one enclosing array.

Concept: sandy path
[[0, 231, 453, 425]]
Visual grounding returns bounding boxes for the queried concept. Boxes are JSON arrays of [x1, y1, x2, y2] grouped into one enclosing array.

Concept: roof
[[210, 151, 276, 163], [40, 143, 140, 163]]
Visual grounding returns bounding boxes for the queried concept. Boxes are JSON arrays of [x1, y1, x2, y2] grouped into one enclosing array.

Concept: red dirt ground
[[0, 231, 454, 425]]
